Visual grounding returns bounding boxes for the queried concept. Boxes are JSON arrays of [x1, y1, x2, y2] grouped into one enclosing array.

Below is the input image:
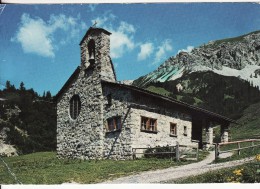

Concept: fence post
[[176, 142, 180, 161], [237, 142, 241, 156], [196, 145, 199, 161], [170, 146, 173, 162], [132, 148, 136, 160], [252, 141, 254, 152], [215, 143, 219, 160]]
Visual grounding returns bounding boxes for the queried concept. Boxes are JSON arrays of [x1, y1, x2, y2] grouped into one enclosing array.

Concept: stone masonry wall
[[57, 68, 104, 160], [57, 29, 115, 159], [102, 85, 133, 160], [102, 84, 196, 159]]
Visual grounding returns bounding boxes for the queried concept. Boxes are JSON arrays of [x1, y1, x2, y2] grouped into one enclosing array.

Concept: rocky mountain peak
[[134, 30, 260, 88]]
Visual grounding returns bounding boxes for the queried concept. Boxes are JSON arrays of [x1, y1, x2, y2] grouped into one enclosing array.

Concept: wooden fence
[[214, 139, 260, 160], [132, 142, 199, 161]]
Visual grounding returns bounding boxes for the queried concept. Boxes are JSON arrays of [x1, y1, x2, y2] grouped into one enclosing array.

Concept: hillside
[[142, 71, 260, 119], [230, 101, 260, 140], [0, 81, 56, 155]]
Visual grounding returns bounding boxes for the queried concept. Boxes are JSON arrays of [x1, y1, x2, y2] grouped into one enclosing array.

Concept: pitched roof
[[101, 80, 237, 124], [80, 27, 111, 45], [54, 66, 80, 102], [54, 65, 236, 124]]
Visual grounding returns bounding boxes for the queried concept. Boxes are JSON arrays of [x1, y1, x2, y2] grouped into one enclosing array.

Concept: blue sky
[[1, 3, 260, 96]]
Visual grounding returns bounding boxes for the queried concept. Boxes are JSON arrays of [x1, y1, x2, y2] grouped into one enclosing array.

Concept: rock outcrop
[[134, 31, 260, 88]]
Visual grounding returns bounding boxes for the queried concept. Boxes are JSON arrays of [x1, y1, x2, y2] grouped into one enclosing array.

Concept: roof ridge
[[101, 80, 237, 124]]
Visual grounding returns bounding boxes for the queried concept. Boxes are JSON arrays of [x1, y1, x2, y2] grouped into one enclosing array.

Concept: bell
[[89, 51, 95, 65]]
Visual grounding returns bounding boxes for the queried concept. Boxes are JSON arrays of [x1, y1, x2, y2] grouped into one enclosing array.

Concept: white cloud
[[91, 13, 135, 59], [153, 39, 173, 65], [118, 21, 135, 34], [177, 45, 194, 54], [137, 42, 154, 61], [12, 13, 87, 58]]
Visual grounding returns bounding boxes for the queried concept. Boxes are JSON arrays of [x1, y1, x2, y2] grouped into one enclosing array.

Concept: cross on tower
[[92, 20, 97, 28]]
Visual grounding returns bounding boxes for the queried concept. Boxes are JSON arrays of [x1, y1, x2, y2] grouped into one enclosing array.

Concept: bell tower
[[79, 27, 116, 82]]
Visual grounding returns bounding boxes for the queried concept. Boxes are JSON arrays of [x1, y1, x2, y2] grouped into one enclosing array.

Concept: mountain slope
[[0, 82, 56, 155], [230, 101, 260, 140], [133, 30, 260, 88], [141, 71, 260, 119]]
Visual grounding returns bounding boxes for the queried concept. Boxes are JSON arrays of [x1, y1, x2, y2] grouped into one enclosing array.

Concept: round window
[[69, 95, 81, 119]]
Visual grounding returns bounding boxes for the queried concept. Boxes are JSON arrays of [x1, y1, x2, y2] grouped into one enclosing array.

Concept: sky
[[1, 3, 260, 96]]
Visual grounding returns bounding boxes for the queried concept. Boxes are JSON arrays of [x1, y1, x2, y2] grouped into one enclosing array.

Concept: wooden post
[[170, 146, 173, 162], [252, 141, 254, 152], [176, 142, 180, 161], [215, 143, 219, 160], [132, 148, 136, 160], [237, 142, 241, 156], [196, 145, 199, 161]]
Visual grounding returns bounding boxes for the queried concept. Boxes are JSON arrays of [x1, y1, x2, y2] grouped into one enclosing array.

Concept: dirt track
[[100, 151, 254, 183]]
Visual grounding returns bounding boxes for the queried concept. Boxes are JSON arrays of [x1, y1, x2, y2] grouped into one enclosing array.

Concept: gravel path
[[101, 151, 254, 184]]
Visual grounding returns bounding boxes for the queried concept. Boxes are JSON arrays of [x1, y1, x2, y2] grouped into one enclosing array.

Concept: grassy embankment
[[0, 151, 209, 184]]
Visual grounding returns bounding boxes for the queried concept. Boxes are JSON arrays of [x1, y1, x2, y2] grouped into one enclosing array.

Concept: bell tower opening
[[80, 27, 116, 82], [88, 39, 95, 66]]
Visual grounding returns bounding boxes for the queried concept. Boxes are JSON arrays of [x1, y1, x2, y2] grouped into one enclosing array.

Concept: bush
[[144, 145, 175, 159]]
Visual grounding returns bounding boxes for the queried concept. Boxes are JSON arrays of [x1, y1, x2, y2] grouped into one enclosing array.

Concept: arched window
[[69, 95, 81, 120], [88, 39, 95, 65]]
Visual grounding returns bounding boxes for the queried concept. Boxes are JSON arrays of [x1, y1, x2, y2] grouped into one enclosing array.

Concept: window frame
[[140, 116, 158, 133], [69, 95, 81, 120], [106, 116, 122, 133], [170, 122, 177, 137]]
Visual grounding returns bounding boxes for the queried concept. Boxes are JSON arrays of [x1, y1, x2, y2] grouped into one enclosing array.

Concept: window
[[106, 117, 121, 132], [184, 126, 187, 136], [170, 123, 177, 136], [69, 95, 81, 120], [140, 116, 157, 133]]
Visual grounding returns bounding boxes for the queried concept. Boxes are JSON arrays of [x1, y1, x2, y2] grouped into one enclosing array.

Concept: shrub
[[144, 145, 175, 159]]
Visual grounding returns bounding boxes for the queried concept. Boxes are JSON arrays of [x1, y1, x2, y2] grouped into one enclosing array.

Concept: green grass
[[172, 161, 260, 183], [0, 151, 199, 184], [176, 95, 183, 101], [193, 97, 203, 106], [146, 86, 171, 97], [224, 94, 234, 100], [214, 146, 260, 163], [230, 101, 260, 140]]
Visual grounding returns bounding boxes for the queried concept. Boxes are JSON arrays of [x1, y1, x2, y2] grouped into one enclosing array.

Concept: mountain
[[141, 71, 260, 119], [133, 30, 260, 120], [133, 30, 260, 88]]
